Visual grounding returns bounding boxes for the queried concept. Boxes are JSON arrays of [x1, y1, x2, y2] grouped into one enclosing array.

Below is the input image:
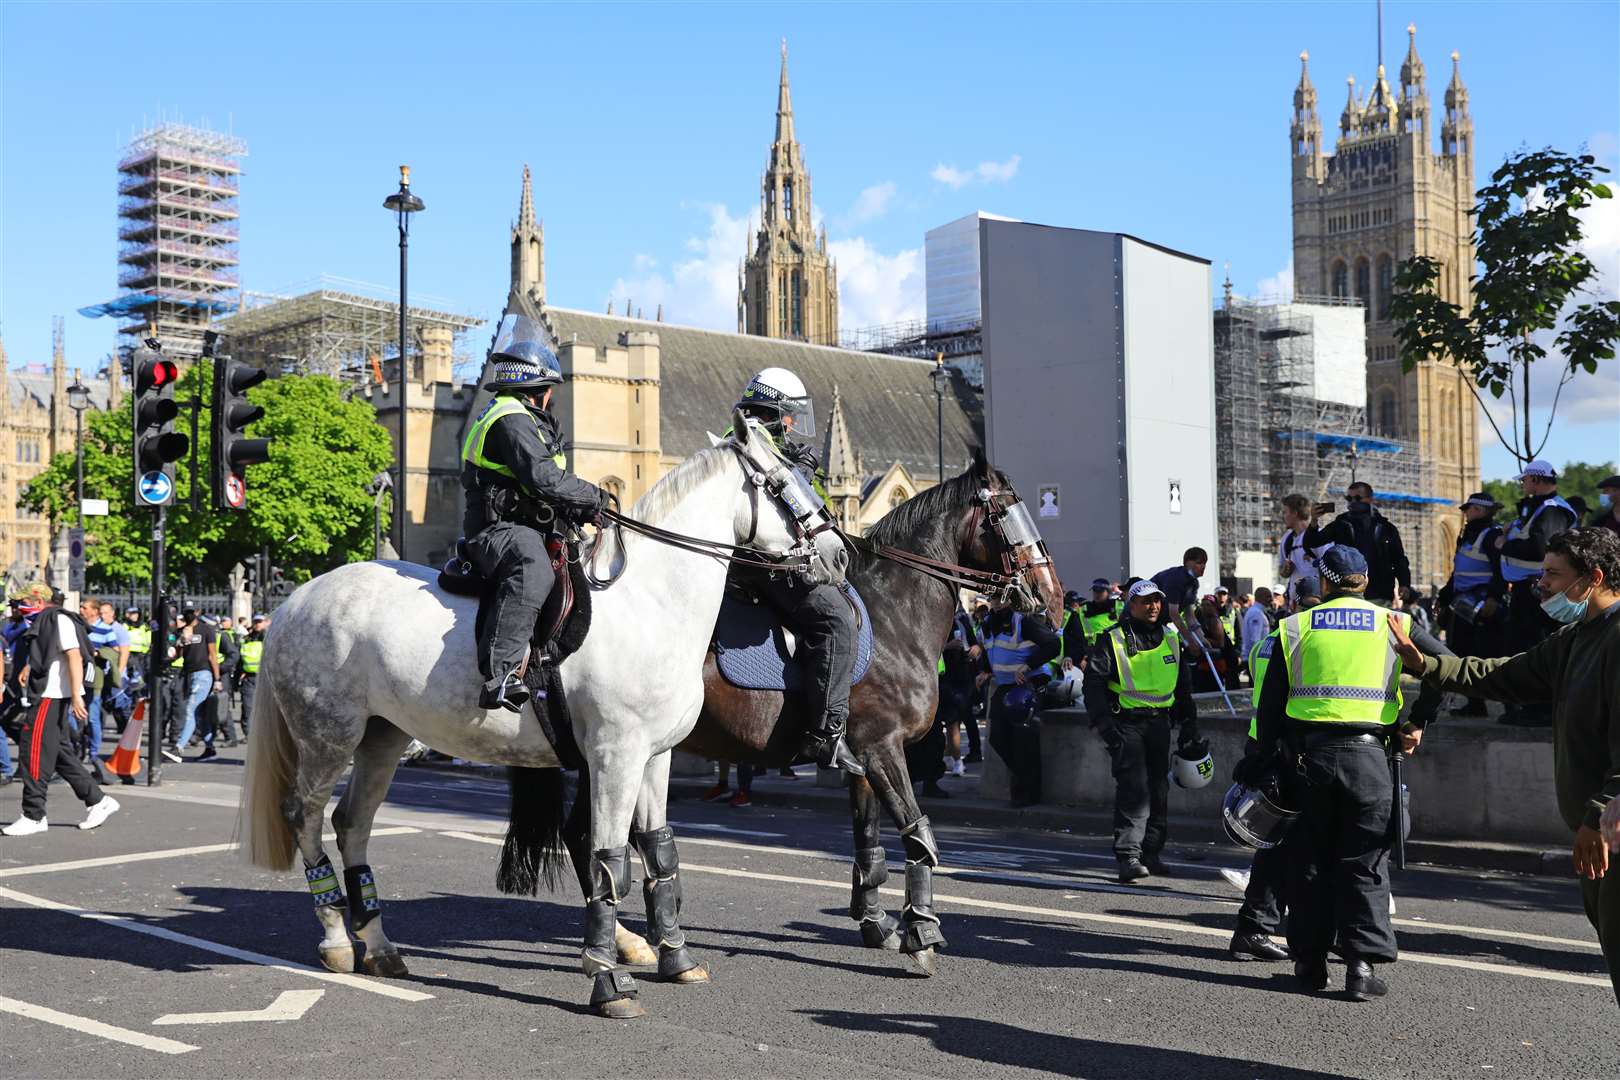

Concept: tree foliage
[[18, 367, 393, 585], [1390, 148, 1620, 466]]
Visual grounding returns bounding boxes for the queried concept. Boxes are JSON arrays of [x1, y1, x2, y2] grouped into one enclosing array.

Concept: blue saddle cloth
[[713, 583, 874, 692]]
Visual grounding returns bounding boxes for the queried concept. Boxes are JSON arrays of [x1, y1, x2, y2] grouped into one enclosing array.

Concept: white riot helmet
[[737, 367, 816, 440], [1169, 744, 1215, 789]]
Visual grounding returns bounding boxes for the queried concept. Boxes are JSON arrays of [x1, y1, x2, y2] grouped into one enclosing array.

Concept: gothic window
[[1331, 261, 1349, 299], [1354, 258, 1371, 316], [783, 180, 794, 222], [1377, 255, 1394, 319], [779, 273, 788, 329], [889, 487, 909, 510], [791, 271, 803, 337], [1376, 390, 1399, 436], [16, 439, 40, 464]]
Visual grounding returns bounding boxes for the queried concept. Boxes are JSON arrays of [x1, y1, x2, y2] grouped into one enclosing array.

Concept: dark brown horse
[[628, 453, 1064, 975]]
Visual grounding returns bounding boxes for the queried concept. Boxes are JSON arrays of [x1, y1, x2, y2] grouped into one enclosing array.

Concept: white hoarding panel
[[1121, 237, 1218, 593]]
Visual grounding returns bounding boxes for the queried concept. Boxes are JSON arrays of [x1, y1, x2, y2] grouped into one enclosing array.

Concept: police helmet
[[997, 684, 1038, 722], [737, 367, 815, 439], [1222, 781, 1301, 850], [484, 314, 562, 392], [1168, 741, 1215, 789]]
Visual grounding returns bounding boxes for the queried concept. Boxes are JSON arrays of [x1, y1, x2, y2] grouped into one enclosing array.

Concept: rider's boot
[[803, 722, 865, 776], [478, 668, 531, 714]]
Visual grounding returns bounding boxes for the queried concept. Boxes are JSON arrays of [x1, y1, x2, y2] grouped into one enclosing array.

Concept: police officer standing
[[1495, 460, 1578, 727], [983, 594, 1060, 807], [1083, 579, 1201, 883], [1439, 492, 1507, 718], [1079, 578, 1118, 649], [1250, 545, 1424, 1000], [461, 314, 610, 713], [237, 614, 266, 738]]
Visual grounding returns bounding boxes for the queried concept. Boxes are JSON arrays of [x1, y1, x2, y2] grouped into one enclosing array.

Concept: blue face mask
[[1602, 493, 1614, 509], [1540, 579, 1593, 624]]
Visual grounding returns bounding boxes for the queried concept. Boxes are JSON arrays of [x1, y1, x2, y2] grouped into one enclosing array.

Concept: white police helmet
[[737, 367, 815, 439], [1169, 745, 1216, 789]]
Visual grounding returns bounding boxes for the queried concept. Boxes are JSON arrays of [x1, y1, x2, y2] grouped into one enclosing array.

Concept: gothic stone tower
[[739, 43, 839, 344], [1291, 27, 1480, 584], [512, 163, 544, 308]]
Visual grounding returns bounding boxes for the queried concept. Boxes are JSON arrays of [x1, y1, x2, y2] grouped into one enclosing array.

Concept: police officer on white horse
[[731, 367, 864, 775], [461, 314, 610, 713]]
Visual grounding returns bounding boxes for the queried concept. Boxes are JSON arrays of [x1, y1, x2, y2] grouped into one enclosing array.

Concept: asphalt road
[[0, 749, 1613, 1079]]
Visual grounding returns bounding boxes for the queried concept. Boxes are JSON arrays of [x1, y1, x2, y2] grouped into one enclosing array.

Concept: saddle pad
[[714, 583, 873, 692]]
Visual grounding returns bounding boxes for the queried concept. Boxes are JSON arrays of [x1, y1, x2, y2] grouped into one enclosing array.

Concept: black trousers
[[1107, 711, 1171, 860], [1284, 737, 1397, 964], [238, 673, 257, 734], [1579, 869, 1620, 1009], [756, 574, 856, 738], [19, 697, 104, 822], [1236, 844, 1288, 936], [465, 522, 554, 688], [988, 686, 1042, 804]]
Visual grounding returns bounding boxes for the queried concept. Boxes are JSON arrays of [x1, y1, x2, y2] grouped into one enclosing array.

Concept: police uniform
[[461, 316, 606, 711], [1229, 631, 1290, 960], [238, 629, 264, 735], [1082, 583, 1198, 878], [1253, 547, 1410, 997], [1440, 496, 1507, 715], [983, 607, 1060, 806], [1498, 474, 1576, 725]]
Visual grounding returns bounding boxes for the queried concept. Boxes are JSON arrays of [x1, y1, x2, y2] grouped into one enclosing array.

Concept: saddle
[[439, 534, 591, 768], [712, 575, 874, 693]]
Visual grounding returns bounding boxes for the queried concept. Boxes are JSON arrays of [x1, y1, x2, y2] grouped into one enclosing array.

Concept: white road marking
[[0, 995, 198, 1055], [0, 885, 433, 1002], [0, 827, 421, 880], [154, 989, 325, 1025]]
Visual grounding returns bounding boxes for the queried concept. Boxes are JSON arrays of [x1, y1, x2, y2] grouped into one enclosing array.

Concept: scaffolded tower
[[85, 123, 246, 363]]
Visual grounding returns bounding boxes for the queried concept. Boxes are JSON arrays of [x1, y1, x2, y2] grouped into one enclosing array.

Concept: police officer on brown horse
[[461, 314, 609, 713]]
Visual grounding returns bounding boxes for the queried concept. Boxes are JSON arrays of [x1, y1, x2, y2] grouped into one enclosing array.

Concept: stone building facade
[[1291, 26, 1481, 583], [738, 45, 839, 344]]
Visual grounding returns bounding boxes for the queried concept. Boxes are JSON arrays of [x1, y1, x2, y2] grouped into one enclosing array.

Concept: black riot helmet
[[484, 314, 562, 393]]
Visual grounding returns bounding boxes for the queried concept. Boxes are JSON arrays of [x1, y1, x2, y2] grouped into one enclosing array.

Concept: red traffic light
[[134, 358, 179, 396]]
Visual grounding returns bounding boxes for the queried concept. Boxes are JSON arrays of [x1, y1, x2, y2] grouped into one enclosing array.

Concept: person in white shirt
[[1241, 587, 1274, 670], [3, 592, 120, 836], [1278, 494, 1327, 603]]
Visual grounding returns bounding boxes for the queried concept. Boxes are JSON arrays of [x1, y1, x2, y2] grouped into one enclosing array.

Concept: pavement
[[0, 744, 1614, 1079]]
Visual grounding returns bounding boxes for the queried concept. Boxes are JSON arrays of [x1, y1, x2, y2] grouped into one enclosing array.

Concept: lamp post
[[383, 165, 425, 560], [66, 378, 91, 525], [366, 470, 393, 560], [929, 352, 948, 485]]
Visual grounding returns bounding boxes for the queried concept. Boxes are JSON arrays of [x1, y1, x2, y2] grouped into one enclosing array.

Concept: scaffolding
[[80, 123, 247, 364], [1215, 290, 1440, 587], [216, 277, 484, 386]]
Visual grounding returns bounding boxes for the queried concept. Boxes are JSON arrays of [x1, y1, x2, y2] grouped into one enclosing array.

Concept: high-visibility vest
[[1081, 608, 1115, 644], [127, 625, 151, 654], [1451, 524, 1499, 593], [1278, 596, 1408, 726], [1501, 496, 1576, 582], [461, 396, 566, 479], [1247, 632, 1278, 732], [986, 613, 1040, 687], [1105, 623, 1181, 710], [1220, 609, 1237, 644], [240, 639, 263, 675]]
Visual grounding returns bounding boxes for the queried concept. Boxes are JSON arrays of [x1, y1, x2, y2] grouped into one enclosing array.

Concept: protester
[[700, 761, 754, 808], [165, 606, 219, 762], [1304, 482, 1411, 605], [938, 605, 983, 778], [1151, 547, 1208, 631], [1241, 588, 1274, 678]]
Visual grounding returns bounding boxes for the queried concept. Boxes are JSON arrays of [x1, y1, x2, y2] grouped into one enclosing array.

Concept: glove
[[1094, 719, 1122, 754], [1177, 721, 1202, 753], [785, 441, 820, 473], [1232, 750, 1274, 786]]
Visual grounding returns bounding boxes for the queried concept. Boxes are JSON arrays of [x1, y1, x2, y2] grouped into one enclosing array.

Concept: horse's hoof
[[667, 965, 710, 985], [906, 947, 938, 977], [860, 917, 902, 951], [363, 949, 410, 978], [596, 997, 648, 1020], [615, 927, 658, 967], [319, 945, 356, 974]]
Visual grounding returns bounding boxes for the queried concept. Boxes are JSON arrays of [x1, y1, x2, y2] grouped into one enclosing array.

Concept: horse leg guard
[[849, 846, 901, 950], [304, 855, 354, 973], [343, 865, 407, 977], [900, 817, 946, 955], [583, 846, 643, 1017], [634, 826, 705, 982]]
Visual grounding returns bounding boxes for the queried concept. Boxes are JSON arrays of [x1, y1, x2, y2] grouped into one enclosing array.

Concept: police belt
[[473, 482, 559, 530], [1285, 726, 1390, 751]]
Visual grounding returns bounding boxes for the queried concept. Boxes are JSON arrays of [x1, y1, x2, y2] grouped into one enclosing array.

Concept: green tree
[[1483, 459, 1617, 522], [1391, 148, 1620, 468], [19, 368, 393, 584]]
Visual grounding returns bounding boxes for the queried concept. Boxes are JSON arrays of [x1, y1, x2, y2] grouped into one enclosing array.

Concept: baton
[[1391, 749, 1407, 871], [1186, 623, 1238, 717]]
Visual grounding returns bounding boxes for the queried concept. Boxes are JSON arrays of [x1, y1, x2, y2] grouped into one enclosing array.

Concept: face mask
[[1602, 493, 1613, 509], [1540, 578, 1593, 624]]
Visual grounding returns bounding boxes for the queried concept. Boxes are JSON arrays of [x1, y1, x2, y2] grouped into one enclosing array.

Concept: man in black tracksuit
[[1304, 482, 1411, 605], [461, 315, 608, 713]]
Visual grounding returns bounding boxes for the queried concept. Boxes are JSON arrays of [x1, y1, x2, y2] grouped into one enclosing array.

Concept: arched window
[[1354, 258, 1371, 315], [1377, 255, 1394, 319], [599, 476, 624, 502], [888, 487, 909, 510], [1331, 261, 1349, 299], [1376, 390, 1399, 436]]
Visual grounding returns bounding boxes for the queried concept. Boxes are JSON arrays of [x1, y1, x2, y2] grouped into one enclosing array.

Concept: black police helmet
[[484, 340, 562, 393]]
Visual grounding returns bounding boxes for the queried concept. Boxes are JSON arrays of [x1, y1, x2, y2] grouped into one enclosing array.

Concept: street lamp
[[929, 353, 949, 485], [66, 377, 91, 525], [366, 470, 393, 560], [383, 165, 425, 560]]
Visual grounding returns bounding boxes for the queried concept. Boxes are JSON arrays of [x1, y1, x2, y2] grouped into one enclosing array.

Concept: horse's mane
[[629, 445, 736, 525], [863, 463, 1004, 559]]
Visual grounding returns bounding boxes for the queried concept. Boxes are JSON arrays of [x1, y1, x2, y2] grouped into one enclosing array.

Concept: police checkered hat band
[[1126, 579, 1165, 603], [1516, 459, 1557, 481], [1316, 544, 1368, 585]]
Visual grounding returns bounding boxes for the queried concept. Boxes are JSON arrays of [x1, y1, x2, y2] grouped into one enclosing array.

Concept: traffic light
[[269, 565, 288, 598], [211, 345, 270, 512], [131, 340, 188, 508]]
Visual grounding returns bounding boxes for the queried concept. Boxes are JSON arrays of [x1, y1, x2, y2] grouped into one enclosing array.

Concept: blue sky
[[3, 1, 1615, 480]]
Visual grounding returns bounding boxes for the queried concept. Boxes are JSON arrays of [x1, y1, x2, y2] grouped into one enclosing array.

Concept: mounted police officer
[[729, 367, 863, 775], [461, 314, 609, 714]]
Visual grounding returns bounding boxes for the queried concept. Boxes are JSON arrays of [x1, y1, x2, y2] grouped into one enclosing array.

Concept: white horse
[[237, 417, 844, 1018]]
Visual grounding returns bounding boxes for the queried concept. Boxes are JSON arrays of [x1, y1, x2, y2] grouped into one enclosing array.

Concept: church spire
[[510, 164, 544, 307], [1340, 74, 1362, 138], [1442, 50, 1472, 159], [1292, 50, 1322, 160], [775, 39, 795, 146], [518, 163, 536, 231], [1399, 24, 1426, 96]]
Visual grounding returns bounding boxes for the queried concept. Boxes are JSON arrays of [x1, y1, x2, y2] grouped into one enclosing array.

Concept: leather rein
[[838, 489, 1042, 606]]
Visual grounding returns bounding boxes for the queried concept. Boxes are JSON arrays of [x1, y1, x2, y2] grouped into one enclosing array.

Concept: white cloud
[[1255, 258, 1295, 302], [931, 155, 1022, 190], [841, 182, 897, 227], [827, 237, 924, 329]]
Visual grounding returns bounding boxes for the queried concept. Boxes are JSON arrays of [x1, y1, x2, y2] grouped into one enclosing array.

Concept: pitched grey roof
[[541, 307, 982, 479], [7, 370, 113, 413]]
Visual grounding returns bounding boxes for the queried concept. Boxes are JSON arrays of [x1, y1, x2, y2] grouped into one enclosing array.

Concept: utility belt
[[472, 482, 559, 532], [1284, 725, 1391, 752]]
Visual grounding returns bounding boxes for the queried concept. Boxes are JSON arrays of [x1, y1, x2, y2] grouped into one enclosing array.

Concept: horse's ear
[[969, 444, 990, 478], [732, 407, 750, 445]]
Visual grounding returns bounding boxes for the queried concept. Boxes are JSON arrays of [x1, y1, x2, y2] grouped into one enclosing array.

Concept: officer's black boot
[[805, 727, 865, 776], [1117, 858, 1150, 884], [478, 669, 531, 714], [1229, 931, 1289, 962], [1293, 955, 1330, 993], [1344, 958, 1389, 1001]]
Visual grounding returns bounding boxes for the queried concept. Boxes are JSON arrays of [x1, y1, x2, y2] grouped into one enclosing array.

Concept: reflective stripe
[[461, 396, 566, 480], [1291, 685, 1399, 702], [1081, 610, 1115, 644], [1106, 624, 1180, 710], [239, 640, 263, 675], [1279, 597, 1406, 726], [1248, 632, 1276, 716], [1501, 496, 1575, 582], [1451, 527, 1497, 590], [985, 613, 1038, 686], [127, 626, 151, 653]]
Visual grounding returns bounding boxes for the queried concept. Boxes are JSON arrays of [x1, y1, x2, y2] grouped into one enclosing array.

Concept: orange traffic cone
[[108, 700, 146, 777]]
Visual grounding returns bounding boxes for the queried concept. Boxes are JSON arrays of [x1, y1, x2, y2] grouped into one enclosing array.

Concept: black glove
[[1232, 749, 1274, 786], [785, 441, 819, 473], [1177, 721, 1202, 752], [1094, 719, 1122, 754]]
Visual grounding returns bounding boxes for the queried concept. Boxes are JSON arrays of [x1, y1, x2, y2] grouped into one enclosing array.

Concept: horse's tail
[[496, 766, 570, 896], [237, 664, 299, 871]]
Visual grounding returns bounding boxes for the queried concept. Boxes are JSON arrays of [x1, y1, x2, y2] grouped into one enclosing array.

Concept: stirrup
[[809, 732, 865, 777], [479, 672, 531, 714]]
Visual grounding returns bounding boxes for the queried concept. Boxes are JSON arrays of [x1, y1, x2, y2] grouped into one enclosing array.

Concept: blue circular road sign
[[137, 470, 173, 505]]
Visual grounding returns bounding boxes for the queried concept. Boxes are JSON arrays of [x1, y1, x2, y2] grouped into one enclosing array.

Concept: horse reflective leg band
[[901, 860, 946, 953], [849, 846, 900, 949], [634, 826, 698, 978], [304, 855, 344, 909], [583, 846, 638, 1006], [899, 814, 941, 868], [343, 865, 380, 932]]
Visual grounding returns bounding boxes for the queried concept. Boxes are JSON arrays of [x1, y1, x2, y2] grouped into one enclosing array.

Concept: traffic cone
[[108, 700, 145, 777]]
